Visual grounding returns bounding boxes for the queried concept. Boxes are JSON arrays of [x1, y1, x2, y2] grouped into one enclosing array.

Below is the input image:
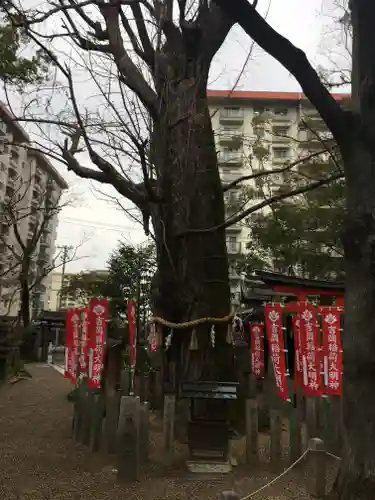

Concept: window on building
[[222, 106, 243, 118], [274, 108, 288, 116], [273, 147, 290, 159]]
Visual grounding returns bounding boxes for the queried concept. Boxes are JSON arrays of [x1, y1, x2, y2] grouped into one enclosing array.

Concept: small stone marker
[[104, 391, 121, 454], [163, 393, 175, 460], [219, 491, 240, 500], [73, 382, 86, 442], [139, 401, 150, 463], [308, 437, 326, 499], [117, 396, 140, 482], [90, 393, 104, 452], [82, 390, 94, 445], [245, 398, 259, 465], [270, 408, 282, 470]]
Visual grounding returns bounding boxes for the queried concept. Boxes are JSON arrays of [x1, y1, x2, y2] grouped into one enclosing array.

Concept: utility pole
[[58, 245, 73, 309]]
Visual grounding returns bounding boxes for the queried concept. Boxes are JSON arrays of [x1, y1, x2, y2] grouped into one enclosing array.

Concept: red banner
[[64, 308, 80, 383], [148, 323, 159, 353], [299, 304, 322, 396], [292, 314, 303, 390], [264, 304, 288, 401], [78, 307, 89, 374], [127, 300, 137, 394], [250, 323, 264, 378], [87, 298, 108, 389], [319, 307, 343, 395]]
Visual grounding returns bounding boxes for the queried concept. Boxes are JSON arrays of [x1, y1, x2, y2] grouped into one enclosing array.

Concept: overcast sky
[[16, 0, 345, 273]]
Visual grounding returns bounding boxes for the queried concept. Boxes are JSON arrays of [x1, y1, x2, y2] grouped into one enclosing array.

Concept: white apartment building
[[207, 90, 348, 303], [0, 102, 68, 318]]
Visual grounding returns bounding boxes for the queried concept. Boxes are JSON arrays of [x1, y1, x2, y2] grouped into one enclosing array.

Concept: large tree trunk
[[150, 53, 235, 390], [329, 147, 375, 499], [329, 2, 375, 498]]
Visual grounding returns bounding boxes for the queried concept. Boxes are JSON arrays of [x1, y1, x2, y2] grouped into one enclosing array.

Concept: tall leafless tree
[[2, 0, 343, 398]]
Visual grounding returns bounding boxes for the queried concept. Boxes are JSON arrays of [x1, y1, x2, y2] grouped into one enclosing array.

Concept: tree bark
[[20, 260, 31, 327], [150, 54, 235, 388], [328, 2, 375, 495]]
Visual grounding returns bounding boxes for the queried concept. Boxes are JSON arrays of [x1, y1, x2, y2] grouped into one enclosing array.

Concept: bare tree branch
[[180, 171, 344, 234], [213, 0, 352, 146]]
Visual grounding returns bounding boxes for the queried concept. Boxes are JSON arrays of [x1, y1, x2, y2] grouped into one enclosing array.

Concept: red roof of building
[[207, 90, 350, 101]]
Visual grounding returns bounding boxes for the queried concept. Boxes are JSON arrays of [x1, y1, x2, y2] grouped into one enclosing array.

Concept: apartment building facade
[[207, 90, 348, 303], [0, 102, 68, 318]]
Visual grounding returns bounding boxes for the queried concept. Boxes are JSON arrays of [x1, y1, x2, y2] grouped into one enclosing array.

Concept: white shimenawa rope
[[240, 449, 310, 500], [239, 447, 342, 500], [325, 450, 342, 461]]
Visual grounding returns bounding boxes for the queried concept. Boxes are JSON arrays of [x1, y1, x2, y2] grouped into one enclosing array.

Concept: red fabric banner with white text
[[319, 307, 343, 395], [299, 304, 322, 396], [87, 298, 108, 389], [127, 300, 137, 394], [292, 314, 303, 390], [250, 323, 265, 378], [64, 308, 81, 383], [264, 304, 288, 401], [79, 307, 89, 374]]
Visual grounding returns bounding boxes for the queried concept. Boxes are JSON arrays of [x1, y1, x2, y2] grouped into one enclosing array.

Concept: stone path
[[0, 364, 332, 499]]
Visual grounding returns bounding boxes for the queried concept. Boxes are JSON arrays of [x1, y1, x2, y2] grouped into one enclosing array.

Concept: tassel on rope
[[210, 324, 216, 348], [189, 328, 198, 351]]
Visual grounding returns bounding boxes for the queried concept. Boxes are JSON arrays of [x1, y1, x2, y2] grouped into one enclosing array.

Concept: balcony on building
[[40, 232, 51, 248], [220, 169, 241, 186], [219, 107, 244, 124], [218, 129, 243, 146], [272, 147, 291, 164], [271, 126, 291, 144], [218, 150, 243, 166]]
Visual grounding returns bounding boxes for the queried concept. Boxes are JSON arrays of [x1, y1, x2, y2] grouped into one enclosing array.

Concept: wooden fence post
[[139, 401, 150, 463], [104, 391, 121, 454], [117, 396, 141, 482], [270, 408, 282, 470], [82, 390, 95, 445], [163, 393, 175, 459], [289, 389, 303, 463], [308, 437, 326, 499], [245, 398, 259, 465], [73, 381, 86, 442], [90, 393, 104, 452]]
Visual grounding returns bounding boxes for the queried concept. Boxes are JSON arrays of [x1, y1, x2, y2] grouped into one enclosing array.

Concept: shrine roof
[[254, 270, 345, 292]]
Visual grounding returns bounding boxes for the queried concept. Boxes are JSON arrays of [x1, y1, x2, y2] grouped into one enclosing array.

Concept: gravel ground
[[0, 364, 339, 500]]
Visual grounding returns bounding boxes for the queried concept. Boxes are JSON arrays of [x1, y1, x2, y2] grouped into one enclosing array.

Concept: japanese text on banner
[[64, 308, 80, 384], [148, 323, 159, 353], [292, 314, 303, 390], [264, 304, 288, 401], [319, 307, 343, 396], [79, 307, 89, 374], [250, 323, 264, 378], [87, 298, 108, 389], [127, 300, 137, 394], [299, 304, 322, 396]]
